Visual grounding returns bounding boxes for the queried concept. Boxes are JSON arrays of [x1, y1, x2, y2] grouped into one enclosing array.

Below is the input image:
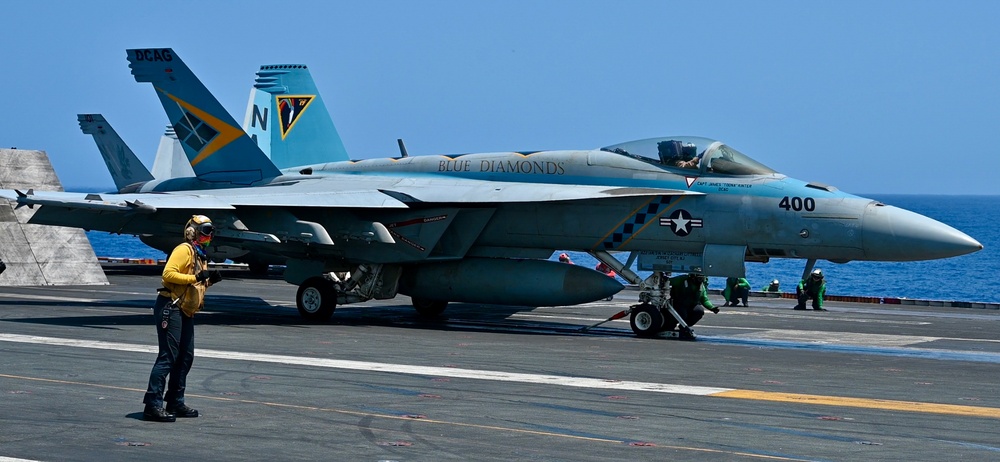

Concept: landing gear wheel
[[411, 297, 448, 317], [296, 277, 337, 322], [629, 303, 664, 338]]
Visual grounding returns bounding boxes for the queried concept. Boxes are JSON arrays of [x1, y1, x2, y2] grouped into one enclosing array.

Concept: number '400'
[[779, 196, 815, 211]]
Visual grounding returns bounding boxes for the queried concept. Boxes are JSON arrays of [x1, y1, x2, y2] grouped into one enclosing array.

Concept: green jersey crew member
[[723, 276, 751, 307], [794, 269, 827, 311], [668, 273, 719, 340]]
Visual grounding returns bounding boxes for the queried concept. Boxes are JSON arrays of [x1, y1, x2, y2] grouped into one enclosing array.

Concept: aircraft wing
[[0, 188, 409, 212], [0, 177, 696, 217]]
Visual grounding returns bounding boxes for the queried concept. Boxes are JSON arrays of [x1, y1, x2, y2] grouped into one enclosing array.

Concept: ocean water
[[86, 194, 1000, 303]]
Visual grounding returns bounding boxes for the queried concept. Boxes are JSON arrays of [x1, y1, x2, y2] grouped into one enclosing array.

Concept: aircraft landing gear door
[[636, 245, 746, 278]]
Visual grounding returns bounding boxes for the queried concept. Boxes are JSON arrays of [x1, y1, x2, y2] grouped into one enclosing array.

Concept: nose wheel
[[629, 303, 664, 338]]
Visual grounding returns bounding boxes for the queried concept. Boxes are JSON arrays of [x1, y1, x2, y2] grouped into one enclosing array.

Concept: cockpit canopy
[[601, 136, 777, 176]]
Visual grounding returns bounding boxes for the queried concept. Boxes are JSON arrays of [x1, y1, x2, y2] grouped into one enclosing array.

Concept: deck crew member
[[142, 215, 221, 422], [794, 269, 827, 311], [723, 276, 751, 307], [668, 273, 719, 339]]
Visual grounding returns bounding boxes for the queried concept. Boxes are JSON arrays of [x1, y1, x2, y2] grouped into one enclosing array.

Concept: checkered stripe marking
[[602, 196, 674, 249]]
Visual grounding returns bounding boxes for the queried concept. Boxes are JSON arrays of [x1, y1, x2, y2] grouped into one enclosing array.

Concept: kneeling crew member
[[668, 273, 719, 339], [794, 269, 827, 311], [723, 276, 751, 307]]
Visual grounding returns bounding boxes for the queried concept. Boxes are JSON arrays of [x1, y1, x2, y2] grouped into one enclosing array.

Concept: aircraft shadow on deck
[[0, 296, 583, 336]]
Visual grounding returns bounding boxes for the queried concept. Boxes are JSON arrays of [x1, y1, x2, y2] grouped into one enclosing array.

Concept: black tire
[[411, 297, 448, 317], [296, 277, 337, 322], [629, 304, 664, 338]]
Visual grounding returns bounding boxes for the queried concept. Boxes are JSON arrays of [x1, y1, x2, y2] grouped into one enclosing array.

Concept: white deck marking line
[[0, 293, 99, 303], [0, 333, 730, 395], [3, 333, 1000, 418]]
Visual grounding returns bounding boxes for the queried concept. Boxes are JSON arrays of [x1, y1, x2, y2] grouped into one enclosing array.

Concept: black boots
[[166, 403, 200, 418], [143, 403, 199, 421], [143, 405, 176, 422], [167, 404, 198, 418]]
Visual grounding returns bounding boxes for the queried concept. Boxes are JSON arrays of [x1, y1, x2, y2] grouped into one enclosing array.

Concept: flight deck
[[0, 265, 998, 461]]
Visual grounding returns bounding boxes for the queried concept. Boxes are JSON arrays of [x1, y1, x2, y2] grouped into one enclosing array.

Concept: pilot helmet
[[811, 269, 823, 279], [558, 253, 570, 262], [184, 215, 215, 241], [681, 143, 698, 158]]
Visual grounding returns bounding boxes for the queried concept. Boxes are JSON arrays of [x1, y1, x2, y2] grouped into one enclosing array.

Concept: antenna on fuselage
[[397, 139, 409, 158]]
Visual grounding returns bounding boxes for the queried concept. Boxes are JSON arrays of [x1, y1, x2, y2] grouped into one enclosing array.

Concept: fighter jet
[[4, 48, 981, 339]]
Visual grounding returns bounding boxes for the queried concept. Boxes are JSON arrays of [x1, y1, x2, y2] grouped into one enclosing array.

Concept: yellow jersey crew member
[[142, 215, 221, 422]]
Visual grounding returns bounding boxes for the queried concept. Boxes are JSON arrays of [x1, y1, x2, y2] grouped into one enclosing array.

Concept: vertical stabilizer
[[77, 114, 155, 191], [243, 64, 350, 168], [127, 48, 281, 185], [150, 126, 196, 179]]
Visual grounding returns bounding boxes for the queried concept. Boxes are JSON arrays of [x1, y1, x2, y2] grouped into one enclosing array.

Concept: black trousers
[[664, 303, 705, 330], [796, 290, 823, 309], [143, 295, 195, 408], [727, 286, 749, 305]]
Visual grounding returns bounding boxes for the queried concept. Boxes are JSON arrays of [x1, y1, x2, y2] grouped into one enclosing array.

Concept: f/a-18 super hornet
[[5, 48, 981, 339]]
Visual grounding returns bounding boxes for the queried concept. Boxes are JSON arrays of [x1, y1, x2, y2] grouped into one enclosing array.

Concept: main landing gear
[[293, 264, 421, 322], [296, 276, 338, 322]]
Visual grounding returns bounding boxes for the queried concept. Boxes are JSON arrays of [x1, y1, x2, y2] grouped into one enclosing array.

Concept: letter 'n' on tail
[[127, 48, 281, 185], [77, 114, 154, 191], [243, 64, 350, 169]]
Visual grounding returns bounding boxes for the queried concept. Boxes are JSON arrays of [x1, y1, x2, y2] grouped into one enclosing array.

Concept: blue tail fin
[[127, 48, 281, 185], [243, 64, 350, 169], [77, 114, 155, 191]]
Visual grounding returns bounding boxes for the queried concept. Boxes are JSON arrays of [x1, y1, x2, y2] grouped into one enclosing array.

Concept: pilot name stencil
[[696, 181, 752, 189]]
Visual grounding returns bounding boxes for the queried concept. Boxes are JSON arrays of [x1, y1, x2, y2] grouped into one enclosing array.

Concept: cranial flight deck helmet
[[184, 215, 215, 241], [811, 269, 823, 279]]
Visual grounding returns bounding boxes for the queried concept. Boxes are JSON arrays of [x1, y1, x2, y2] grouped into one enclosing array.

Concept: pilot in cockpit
[[657, 140, 700, 169]]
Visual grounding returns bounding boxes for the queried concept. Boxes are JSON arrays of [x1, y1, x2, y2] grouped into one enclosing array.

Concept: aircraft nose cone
[[862, 203, 982, 261]]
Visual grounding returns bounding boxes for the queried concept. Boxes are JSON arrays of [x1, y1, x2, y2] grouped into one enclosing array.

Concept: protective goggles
[[197, 223, 215, 236]]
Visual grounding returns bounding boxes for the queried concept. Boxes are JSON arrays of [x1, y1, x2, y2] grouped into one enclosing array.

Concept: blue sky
[[1, 1, 997, 194]]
